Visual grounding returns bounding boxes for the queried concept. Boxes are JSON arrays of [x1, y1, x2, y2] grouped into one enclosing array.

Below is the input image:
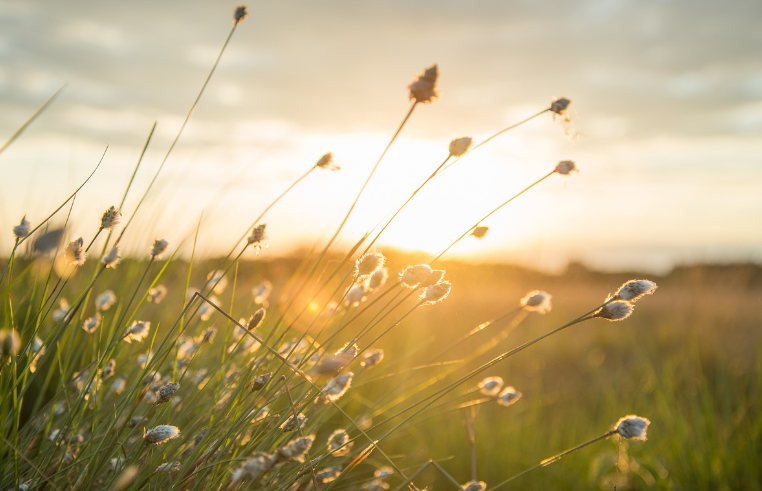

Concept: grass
[[1, 5, 760, 490]]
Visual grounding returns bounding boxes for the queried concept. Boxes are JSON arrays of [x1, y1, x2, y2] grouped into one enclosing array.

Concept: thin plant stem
[[490, 431, 617, 491], [0, 85, 66, 156]]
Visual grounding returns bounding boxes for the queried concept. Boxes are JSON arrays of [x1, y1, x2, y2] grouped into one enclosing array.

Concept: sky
[[0, 0, 761, 273]]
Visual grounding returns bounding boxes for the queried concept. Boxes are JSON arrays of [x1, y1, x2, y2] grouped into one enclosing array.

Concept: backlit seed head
[[316, 466, 342, 484], [275, 435, 315, 463], [327, 429, 353, 456], [143, 425, 180, 445], [111, 377, 126, 394], [124, 320, 151, 343], [13, 216, 31, 239], [478, 376, 504, 397], [248, 308, 266, 330], [362, 349, 384, 368], [422, 281, 451, 304], [155, 382, 180, 405], [375, 467, 394, 479], [420, 269, 445, 288], [345, 284, 367, 306], [147, 285, 167, 303], [151, 239, 169, 258], [520, 290, 552, 314], [247, 224, 267, 251], [497, 387, 522, 407], [96, 290, 116, 311], [280, 413, 307, 432], [29, 336, 45, 373], [400, 264, 433, 288], [52, 298, 71, 322], [369, 267, 389, 290], [364, 480, 390, 491], [471, 226, 489, 239], [253, 280, 272, 304], [463, 481, 487, 491], [155, 461, 180, 473], [65, 237, 87, 266], [233, 5, 248, 23], [249, 373, 271, 391], [594, 301, 634, 321], [322, 372, 353, 402], [82, 313, 101, 333], [614, 415, 650, 440], [101, 245, 121, 268], [0, 328, 21, 361], [554, 160, 578, 175], [550, 97, 571, 115], [315, 152, 340, 171], [102, 359, 116, 379], [100, 206, 122, 230], [448, 137, 473, 157], [357, 252, 385, 277], [409, 64, 440, 104], [614, 279, 657, 302], [231, 452, 275, 482]]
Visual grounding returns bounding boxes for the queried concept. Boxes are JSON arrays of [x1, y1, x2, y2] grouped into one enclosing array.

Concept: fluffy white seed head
[[101, 245, 121, 268], [52, 298, 71, 322], [520, 290, 552, 314], [275, 435, 315, 463], [327, 429, 353, 456], [478, 376, 504, 397], [316, 466, 342, 484], [280, 413, 307, 432], [420, 269, 445, 287], [252, 280, 272, 304], [322, 372, 353, 402], [375, 467, 394, 479], [82, 313, 101, 333], [96, 290, 116, 311], [362, 349, 384, 368], [102, 359, 116, 379], [231, 452, 275, 482], [143, 425, 180, 445], [409, 64, 440, 104], [13, 216, 31, 239], [151, 239, 169, 258], [0, 328, 22, 361], [357, 252, 385, 277], [448, 137, 473, 157], [65, 237, 87, 266], [100, 206, 122, 230], [550, 97, 571, 115], [315, 152, 340, 171], [614, 415, 650, 440], [155, 382, 180, 405], [364, 480, 390, 491], [422, 281, 451, 304], [124, 321, 151, 343], [463, 481, 487, 491], [247, 224, 267, 251], [147, 285, 167, 304], [595, 301, 634, 321], [497, 387, 522, 407], [400, 264, 433, 288], [554, 160, 578, 175], [345, 284, 367, 307], [614, 279, 657, 302], [369, 267, 389, 290]]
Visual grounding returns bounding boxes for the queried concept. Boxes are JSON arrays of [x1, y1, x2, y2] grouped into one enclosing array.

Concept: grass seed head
[[362, 348, 384, 368], [253, 280, 272, 304], [448, 137, 473, 157], [123, 320, 150, 343], [322, 372, 354, 402], [595, 301, 634, 321], [550, 97, 571, 115], [147, 285, 167, 303], [247, 224, 267, 251], [100, 206, 122, 230], [65, 237, 87, 266], [249, 373, 271, 391], [52, 299, 71, 322], [13, 215, 31, 239], [520, 290, 552, 314], [275, 435, 315, 463], [400, 264, 433, 288], [554, 160, 578, 175], [357, 252, 386, 277], [471, 226, 489, 239], [248, 307, 266, 329], [478, 376, 504, 397], [614, 279, 658, 302], [364, 480, 390, 491], [101, 244, 121, 268], [327, 429, 353, 456], [614, 415, 650, 440], [422, 281, 451, 304], [151, 238, 168, 258], [0, 327, 21, 361], [316, 466, 343, 484], [155, 461, 180, 473], [96, 290, 116, 311], [280, 413, 307, 432], [234, 5, 248, 24], [155, 382, 180, 405], [409, 64, 440, 104], [82, 313, 101, 333], [463, 481, 487, 491], [375, 467, 394, 479], [369, 267, 389, 290], [497, 386, 522, 407], [102, 359, 116, 379], [345, 283, 367, 306], [316, 152, 340, 170], [206, 269, 228, 294], [231, 452, 275, 482], [143, 425, 180, 445]]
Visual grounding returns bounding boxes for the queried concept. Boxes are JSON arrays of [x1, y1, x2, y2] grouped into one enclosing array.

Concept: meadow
[[1, 5, 761, 491]]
